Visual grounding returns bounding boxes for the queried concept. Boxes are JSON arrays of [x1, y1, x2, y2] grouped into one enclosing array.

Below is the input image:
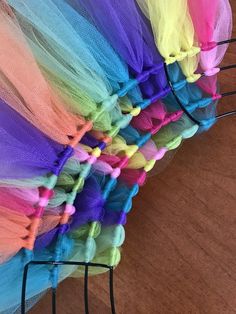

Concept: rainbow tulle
[[0, 0, 233, 312]]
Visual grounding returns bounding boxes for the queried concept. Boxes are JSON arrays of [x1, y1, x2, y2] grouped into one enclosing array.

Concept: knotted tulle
[[0, 99, 64, 179], [136, 0, 201, 82], [189, 0, 232, 71], [8, 0, 131, 132], [68, 0, 169, 99]]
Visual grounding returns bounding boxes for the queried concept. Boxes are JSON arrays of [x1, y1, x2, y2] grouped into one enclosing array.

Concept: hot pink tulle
[[0, 189, 36, 216], [132, 101, 182, 133], [189, 0, 232, 95]]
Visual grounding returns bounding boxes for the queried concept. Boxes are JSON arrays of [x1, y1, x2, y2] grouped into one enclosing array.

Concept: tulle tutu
[[0, 0, 233, 312]]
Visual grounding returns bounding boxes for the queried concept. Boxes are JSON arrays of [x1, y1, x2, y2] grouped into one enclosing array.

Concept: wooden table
[[32, 1, 236, 313]]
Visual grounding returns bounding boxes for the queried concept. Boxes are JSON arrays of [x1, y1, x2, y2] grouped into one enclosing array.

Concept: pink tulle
[[188, 0, 218, 48], [140, 140, 167, 160], [197, 75, 218, 97], [93, 160, 113, 174], [189, 0, 232, 95], [132, 101, 182, 133], [131, 101, 166, 131], [99, 155, 121, 166], [1, 187, 39, 204], [120, 169, 147, 187], [0, 189, 36, 216], [74, 145, 90, 162]]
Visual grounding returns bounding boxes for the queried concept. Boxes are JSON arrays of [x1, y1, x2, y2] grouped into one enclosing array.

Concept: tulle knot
[[87, 154, 97, 165], [130, 106, 141, 117], [92, 147, 102, 158], [116, 115, 132, 129], [144, 159, 156, 172], [186, 73, 201, 83], [166, 136, 182, 150], [154, 148, 168, 161], [204, 68, 220, 77], [212, 94, 222, 101], [65, 204, 76, 216], [97, 141, 107, 150], [176, 51, 188, 62], [111, 168, 121, 179], [165, 55, 178, 65], [101, 94, 118, 111], [125, 145, 139, 158], [186, 46, 201, 57], [53, 146, 74, 176], [70, 122, 93, 148], [182, 125, 199, 139], [201, 41, 217, 51]]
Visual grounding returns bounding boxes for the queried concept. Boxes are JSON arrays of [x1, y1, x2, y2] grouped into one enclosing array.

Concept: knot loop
[[176, 51, 188, 62], [182, 125, 199, 139], [144, 159, 156, 172], [154, 148, 168, 161], [130, 107, 141, 117], [101, 94, 118, 111], [186, 46, 201, 57], [186, 73, 201, 83]]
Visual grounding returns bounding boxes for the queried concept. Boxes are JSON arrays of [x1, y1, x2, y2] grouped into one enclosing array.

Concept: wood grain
[[31, 1, 236, 313]]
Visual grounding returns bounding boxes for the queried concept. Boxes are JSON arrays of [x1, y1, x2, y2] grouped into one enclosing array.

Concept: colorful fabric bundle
[[0, 0, 234, 312]]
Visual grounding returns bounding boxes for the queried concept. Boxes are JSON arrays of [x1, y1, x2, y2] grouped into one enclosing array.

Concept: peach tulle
[[0, 5, 85, 144], [0, 205, 61, 263], [0, 206, 30, 263]]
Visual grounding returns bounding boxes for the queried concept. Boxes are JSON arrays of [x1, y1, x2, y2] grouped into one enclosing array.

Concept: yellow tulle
[[137, 0, 200, 81]]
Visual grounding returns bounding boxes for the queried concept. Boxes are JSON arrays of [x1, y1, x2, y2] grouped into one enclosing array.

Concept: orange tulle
[[0, 205, 61, 263]]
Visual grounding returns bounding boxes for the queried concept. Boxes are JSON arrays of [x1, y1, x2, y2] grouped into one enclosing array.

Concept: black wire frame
[[21, 261, 116, 314], [164, 63, 236, 123]]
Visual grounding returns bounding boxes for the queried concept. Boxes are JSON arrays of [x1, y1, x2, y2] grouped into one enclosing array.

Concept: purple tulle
[[0, 99, 64, 179], [68, 0, 169, 98], [102, 210, 127, 226], [34, 175, 128, 249], [80, 133, 100, 147], [34, 228, 59, 250]]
